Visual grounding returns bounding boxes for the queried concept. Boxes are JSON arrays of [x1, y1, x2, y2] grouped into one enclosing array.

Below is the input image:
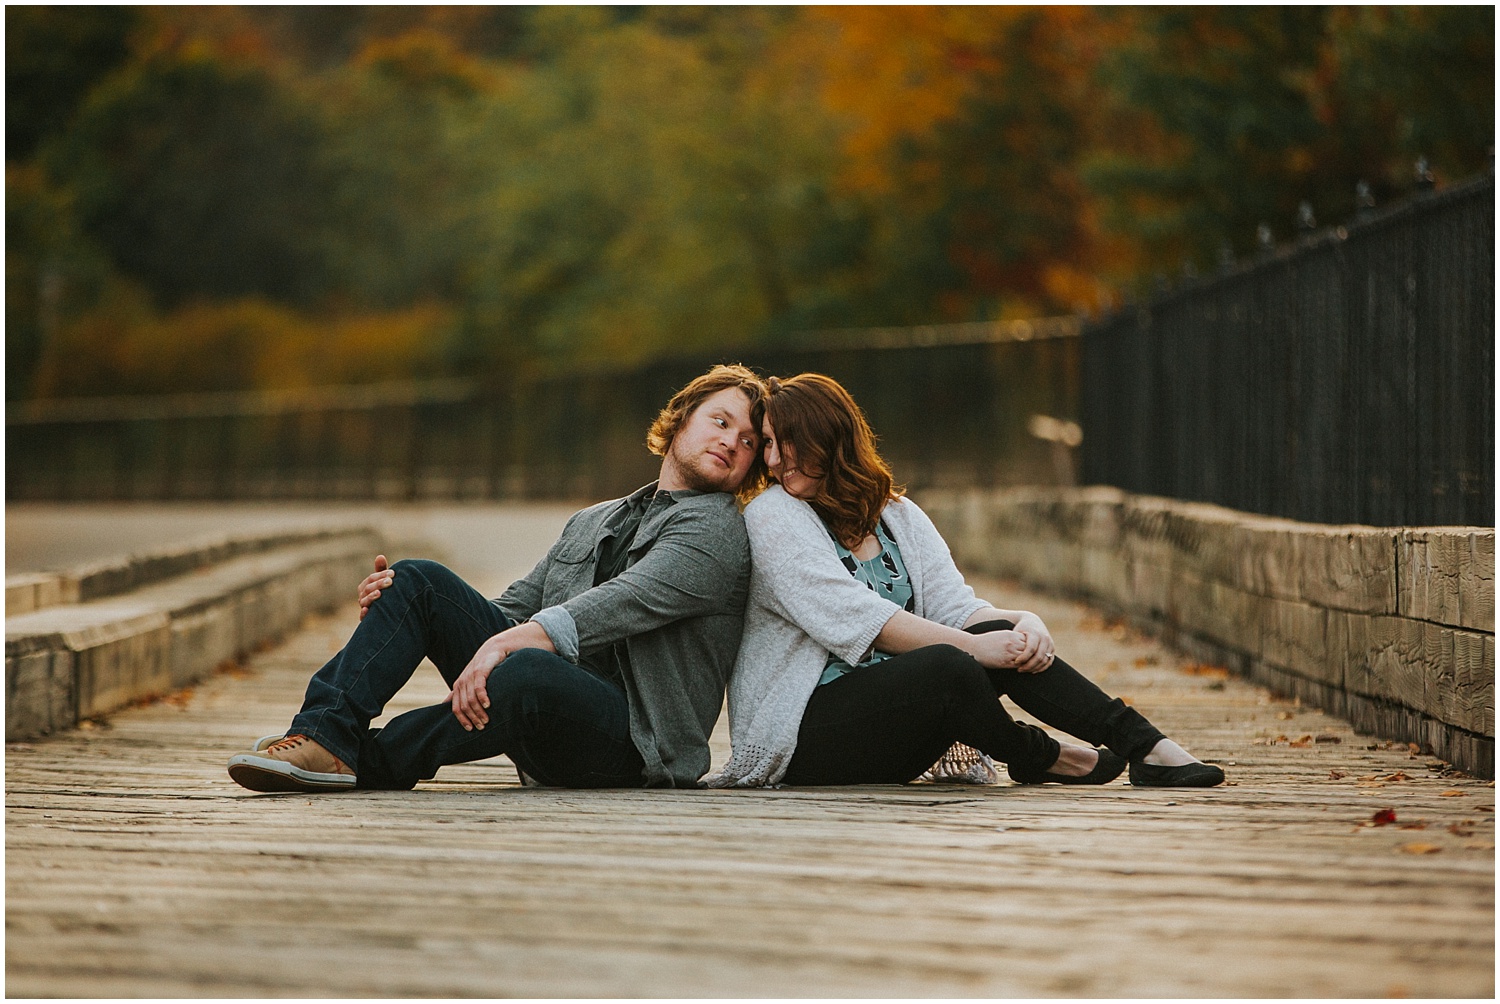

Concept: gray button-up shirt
[[496, 482, 750, 787]]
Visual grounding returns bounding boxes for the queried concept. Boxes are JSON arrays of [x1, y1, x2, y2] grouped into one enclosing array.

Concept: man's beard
[[669, 439, 737, 493]]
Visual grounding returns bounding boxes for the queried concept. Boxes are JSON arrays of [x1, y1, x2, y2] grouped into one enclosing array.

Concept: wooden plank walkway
[[7, 569, 1494, 997]]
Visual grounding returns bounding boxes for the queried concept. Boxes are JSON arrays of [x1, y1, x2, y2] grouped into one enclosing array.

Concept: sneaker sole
[[227, 754, 356, 793]]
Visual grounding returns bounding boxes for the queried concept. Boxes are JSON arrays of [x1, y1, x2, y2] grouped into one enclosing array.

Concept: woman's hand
[[358, 555, 392, 622], [965, 629, 1034, 670], [1012, 612, 1056, 673]]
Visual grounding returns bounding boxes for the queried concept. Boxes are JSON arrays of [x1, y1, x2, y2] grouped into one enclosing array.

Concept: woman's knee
[[912, 644, 991, 694]]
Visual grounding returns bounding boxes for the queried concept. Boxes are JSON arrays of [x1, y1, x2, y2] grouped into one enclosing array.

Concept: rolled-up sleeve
[[530, 605, 580, 662]]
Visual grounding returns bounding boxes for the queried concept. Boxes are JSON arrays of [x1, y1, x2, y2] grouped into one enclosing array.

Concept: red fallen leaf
[[1371, 808, 1397, 825]]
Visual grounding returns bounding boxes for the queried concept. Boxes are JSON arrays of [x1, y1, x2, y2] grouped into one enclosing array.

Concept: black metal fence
[[6, 319, 1081, 504], [1082, 173, 1494, 527]]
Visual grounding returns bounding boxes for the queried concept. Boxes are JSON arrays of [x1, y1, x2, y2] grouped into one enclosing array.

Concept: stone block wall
[[919, 486, 1495, 777]]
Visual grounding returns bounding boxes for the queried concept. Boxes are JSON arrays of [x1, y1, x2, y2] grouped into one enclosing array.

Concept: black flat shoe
[[1008, 748, 1127, 785], [1128, 760, 1225, 787]]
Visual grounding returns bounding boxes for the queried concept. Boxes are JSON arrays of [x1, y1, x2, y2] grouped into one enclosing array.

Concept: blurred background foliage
[[6, 5, 1493, 401]]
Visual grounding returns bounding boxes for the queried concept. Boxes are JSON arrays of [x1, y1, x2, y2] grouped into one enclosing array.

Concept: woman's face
[[762, 416, 821, 499]]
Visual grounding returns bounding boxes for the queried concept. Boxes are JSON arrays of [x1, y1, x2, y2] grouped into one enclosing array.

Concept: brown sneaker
[[227, 734, 356, 793]]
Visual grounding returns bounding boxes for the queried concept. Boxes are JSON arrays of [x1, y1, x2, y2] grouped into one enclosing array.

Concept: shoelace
[[264, 735, 307, 755]]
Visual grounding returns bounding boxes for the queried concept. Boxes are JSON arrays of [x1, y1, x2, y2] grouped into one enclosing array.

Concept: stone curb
[[5, 529, 381, 741], [919, 486, 1495, 778], [4, 524, 377, 614]]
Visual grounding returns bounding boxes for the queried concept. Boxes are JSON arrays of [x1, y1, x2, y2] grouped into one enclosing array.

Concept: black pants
[[782, 621, 1166, 785]]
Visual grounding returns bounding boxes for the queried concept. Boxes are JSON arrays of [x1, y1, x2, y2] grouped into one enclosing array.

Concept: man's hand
[[358, 555, 392, 622], [447, 621, 556, 731]]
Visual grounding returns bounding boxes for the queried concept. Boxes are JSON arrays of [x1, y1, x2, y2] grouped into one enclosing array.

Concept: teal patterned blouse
[[818, 521, 916, 686]]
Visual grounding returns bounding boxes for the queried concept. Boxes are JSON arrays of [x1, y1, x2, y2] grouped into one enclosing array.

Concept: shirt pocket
[[543, 538, 595, 599]]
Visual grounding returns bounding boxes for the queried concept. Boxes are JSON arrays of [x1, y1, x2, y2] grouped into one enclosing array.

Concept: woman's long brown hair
[[764, 373, 903, 548]]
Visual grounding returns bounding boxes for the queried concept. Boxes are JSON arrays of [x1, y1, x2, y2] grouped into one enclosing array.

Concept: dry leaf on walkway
[[1289, 734, 1314, 747], [1328, 770, 1347, 780], [1314, 734, 1341, 744], [1439, 789, 1465, 797], [1180, 663, 1229, 678], [1447, 824, 1475, 837], [1370, 808, 1397, 826], [1398, 822, 1428, 830], [1398, 843, 1442, 854]]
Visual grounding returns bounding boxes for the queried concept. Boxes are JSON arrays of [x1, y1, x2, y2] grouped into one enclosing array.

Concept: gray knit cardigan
[[703, 486, 987, 787]]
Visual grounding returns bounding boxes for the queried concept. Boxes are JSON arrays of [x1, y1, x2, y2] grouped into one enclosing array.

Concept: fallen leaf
[[1314, 734, 1341, 744], [1382, 771, 1410, 783], [1398, 842, 1442, 854], [1371, 808, 1397, 825], [1328, 770, 1347, 780], [1447, 824, 1475, 837], [1397, 822, 1428, 830], [1289, 734, 1314, 747], [1181, 663, 1229, 678], [1464, 842, 1494, 851], [1439, 789, 1466, 797], [1475, 805, 1495, 813], [1133, 656, 1159, 668]]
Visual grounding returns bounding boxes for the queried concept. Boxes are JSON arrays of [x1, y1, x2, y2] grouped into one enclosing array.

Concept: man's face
[[659, 387, 760, 494]]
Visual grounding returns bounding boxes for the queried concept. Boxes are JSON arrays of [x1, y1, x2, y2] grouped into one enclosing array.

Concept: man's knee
[[387, 558, 467, 597], [485, 648, 567, 715]]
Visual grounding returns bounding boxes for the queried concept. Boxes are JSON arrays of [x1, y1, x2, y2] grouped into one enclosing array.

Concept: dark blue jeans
[[288, 559, 646, 790]]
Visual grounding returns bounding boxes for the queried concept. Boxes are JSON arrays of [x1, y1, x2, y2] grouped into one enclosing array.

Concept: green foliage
[[1084, 7, 1495, 279], [46, 51, 337, 307], [6, 6, 1493, 400], [5, 6, 137, 161]]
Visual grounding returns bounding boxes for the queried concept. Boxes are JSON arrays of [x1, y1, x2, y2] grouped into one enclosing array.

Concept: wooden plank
[[6, 577, 1492, 998], [1400, 528, 1496, 632]]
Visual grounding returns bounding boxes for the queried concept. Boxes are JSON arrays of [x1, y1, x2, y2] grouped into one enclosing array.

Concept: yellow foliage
[[33, 289, 456, 398]]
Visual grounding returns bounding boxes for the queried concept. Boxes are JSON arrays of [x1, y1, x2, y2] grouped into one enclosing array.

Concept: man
[[228, 364, 766, 792]]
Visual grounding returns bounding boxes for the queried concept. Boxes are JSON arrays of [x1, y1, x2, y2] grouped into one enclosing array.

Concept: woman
[[705, 373, 1223, 790]]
